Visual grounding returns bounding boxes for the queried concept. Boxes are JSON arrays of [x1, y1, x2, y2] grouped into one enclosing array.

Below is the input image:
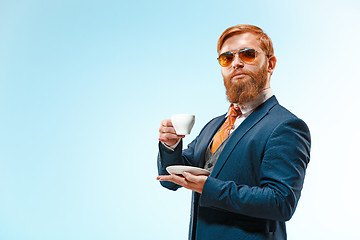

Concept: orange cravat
[[211, 105, 242, 153]]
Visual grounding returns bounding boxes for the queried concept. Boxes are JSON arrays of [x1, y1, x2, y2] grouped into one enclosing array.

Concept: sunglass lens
[[239, 49, 256, 63], [218, 52, 234, 67]]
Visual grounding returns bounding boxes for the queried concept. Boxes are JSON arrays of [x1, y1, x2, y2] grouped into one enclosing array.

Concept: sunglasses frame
[[217, 48, 264, 67]]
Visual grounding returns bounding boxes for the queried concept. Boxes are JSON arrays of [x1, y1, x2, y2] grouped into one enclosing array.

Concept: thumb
[[183, 172, 197, 182]]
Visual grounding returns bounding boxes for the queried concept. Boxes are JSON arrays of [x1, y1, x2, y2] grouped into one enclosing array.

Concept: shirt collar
[[226, 88, 274, 117]]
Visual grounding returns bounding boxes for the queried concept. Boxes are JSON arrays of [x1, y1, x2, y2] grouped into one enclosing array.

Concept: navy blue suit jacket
[[157, 96, 311, 240]]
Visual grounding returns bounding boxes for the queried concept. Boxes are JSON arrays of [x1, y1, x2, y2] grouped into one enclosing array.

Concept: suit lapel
[[210, 96, 279, 178]]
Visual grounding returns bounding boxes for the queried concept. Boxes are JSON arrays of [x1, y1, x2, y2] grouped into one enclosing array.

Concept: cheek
[[221, 68, 230, 79], [246, 62, 267, 76]]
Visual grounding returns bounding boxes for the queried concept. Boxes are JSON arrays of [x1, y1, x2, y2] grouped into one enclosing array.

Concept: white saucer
[[166, 165, 211, 176]]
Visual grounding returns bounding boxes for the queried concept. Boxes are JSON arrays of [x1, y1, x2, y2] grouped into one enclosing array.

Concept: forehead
[[220, 32, 261, 53]]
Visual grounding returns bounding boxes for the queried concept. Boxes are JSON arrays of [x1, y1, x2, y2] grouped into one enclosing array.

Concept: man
[[156, 24, 311, 240]]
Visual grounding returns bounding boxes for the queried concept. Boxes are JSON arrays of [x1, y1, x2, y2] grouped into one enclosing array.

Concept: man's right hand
[[158, 119, 185, 147]]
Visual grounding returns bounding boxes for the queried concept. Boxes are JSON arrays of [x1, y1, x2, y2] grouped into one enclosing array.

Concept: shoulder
[[265, 102, 311, 146], [201, 113, 226, 130], [264, 96, 308, 128], [253, 96, 310, 141], [272, 103, 309, 129]]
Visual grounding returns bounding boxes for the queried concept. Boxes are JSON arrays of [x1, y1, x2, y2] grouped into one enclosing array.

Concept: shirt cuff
[[161, 139, 181, 151]]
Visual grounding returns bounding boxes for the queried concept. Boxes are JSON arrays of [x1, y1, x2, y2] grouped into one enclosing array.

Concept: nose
[[232, 53, 244, 69]]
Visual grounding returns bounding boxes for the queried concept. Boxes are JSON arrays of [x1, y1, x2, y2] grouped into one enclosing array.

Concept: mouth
[[231, 72, 247, 80]]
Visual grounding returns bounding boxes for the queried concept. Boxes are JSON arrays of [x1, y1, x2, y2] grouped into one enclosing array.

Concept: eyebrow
[[221, 48, 253, 54]]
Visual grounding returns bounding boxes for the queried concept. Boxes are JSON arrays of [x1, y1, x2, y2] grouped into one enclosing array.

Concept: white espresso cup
[[171, 114, 195, 135]]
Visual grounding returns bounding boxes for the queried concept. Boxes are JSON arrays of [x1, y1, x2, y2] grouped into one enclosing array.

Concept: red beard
[[224, 66, 267, 104]]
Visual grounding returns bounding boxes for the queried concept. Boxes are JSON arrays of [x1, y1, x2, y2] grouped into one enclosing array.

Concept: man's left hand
[[157, 172, 208, 194]]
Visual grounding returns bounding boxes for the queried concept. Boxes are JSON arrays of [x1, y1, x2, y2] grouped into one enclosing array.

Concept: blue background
[[1, 0, 359, 239]]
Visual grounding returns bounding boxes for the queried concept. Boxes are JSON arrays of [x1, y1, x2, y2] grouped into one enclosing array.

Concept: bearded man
[[156, 24, 311, 240]]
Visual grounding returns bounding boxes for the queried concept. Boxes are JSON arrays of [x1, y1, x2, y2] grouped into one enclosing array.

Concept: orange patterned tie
[[211, 105, 242, 153]]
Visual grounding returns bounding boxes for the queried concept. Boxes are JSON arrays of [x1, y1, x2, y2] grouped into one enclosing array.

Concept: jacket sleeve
[[157, 136, 200, 191], [199, 118, 311, 221]]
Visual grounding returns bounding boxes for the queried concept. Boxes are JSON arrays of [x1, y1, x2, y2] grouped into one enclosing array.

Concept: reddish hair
[[217, 24, 274, 58]]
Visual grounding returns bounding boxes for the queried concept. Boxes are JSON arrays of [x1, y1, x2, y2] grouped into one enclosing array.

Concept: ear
[[267, 56, 277, 75]]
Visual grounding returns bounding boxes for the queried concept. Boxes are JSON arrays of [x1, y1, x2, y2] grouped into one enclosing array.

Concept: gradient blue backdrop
[[1, 0, 360, 239]]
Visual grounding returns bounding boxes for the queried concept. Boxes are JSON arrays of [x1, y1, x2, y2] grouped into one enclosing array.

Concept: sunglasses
[[217, 48, 263, 67]]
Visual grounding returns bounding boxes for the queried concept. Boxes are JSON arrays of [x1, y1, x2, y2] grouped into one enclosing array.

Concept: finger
[[157, 175, 203, 193], [157, 174, 183, 180], [182, 172, 198, 183], [159, 126, 177, 134], [159, 133, 182, 141], [161, 120, 173, 127], [157, 175, 187, 185]]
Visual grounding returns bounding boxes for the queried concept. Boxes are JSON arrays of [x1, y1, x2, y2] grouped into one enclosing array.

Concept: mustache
[[230, 70, 253, 78]]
